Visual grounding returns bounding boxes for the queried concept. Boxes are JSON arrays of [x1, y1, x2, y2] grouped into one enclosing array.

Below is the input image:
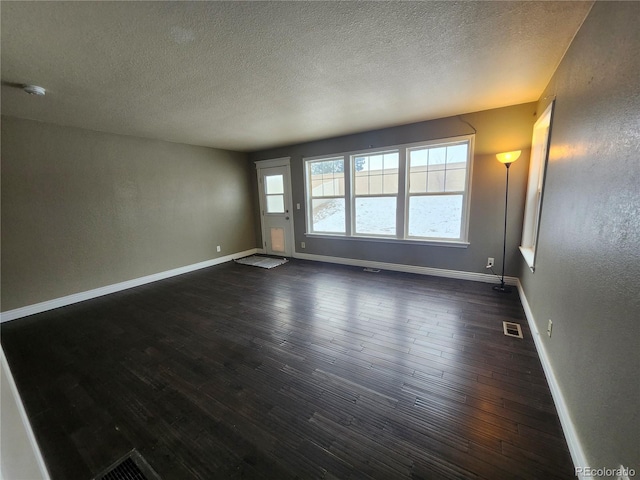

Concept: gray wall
[[1, 117, 256, 311], [519, 2, 639, 472], [250, 104, 536, 276]]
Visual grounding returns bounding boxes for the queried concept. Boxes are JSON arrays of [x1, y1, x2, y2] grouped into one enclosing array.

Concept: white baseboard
[[516, 280, 588, 477], [292, 251, 517, 285], [1, 347, 50, 480], [0, 248, 258, 323]]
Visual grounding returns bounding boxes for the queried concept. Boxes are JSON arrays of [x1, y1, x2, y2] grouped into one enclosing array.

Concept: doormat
[[234, 255, 288, 269]]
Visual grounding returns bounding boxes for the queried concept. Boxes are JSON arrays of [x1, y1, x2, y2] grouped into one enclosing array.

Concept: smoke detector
[[23, 85, 46, 96]]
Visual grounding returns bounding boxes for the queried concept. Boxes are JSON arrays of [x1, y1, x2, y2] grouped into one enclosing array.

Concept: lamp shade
[[496, 150, 521, 164]]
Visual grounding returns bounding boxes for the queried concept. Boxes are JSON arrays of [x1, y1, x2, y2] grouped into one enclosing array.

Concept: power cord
[[486, 264, 502, 280]]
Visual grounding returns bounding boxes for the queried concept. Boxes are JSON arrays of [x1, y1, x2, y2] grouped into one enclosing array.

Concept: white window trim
[[303, 135, 474, 246], [351, 148, 400, 238], [520, 101, 554, 272], [304, 156, 347, 235], [255, 157, 290, 169]]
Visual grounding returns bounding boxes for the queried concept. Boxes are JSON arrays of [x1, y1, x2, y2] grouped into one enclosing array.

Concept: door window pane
[[266, 194, 284, 213], [265, 174, 284, 194]]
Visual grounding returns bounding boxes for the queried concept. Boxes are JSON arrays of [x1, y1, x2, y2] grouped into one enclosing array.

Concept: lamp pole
[[493, 150, 520, 293], [493, 162, 512, 293]]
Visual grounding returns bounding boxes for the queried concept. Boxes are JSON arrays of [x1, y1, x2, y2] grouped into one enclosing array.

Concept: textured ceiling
[[1, 1, 592, 152]]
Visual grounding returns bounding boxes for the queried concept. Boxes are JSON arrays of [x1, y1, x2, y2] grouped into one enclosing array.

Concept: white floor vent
[[503, 321, 523, 339]]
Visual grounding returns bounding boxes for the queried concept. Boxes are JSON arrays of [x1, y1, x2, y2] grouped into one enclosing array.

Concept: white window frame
[[520, 101, 555, 271], [351, 149, 400, 238], [404, 138, 474, 242], [303, 135, 474, 246], [305, 156, 347, 235]]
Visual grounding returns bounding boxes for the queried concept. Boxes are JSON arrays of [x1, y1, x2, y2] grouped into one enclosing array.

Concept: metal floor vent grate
[[93, 449, 161, 480], [503, 321, 523, 339]]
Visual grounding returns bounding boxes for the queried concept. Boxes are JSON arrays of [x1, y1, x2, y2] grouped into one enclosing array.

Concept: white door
[[258, 165, 294, 256]]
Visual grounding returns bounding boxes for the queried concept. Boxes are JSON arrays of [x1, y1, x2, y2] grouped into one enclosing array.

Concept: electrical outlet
[[547, 319, 553, 337], [487, 257, 495, 268], [216, 245, 221, 252], [301, 241, 306, 249]]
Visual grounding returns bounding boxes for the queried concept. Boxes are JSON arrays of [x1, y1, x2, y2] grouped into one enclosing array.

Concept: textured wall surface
[[519, 3, 640, 472], [250, 104, 536, 277], [1, 117, 256, 311]]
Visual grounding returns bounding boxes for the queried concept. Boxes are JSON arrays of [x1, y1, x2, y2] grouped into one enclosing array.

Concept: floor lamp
[[493, 150, 521, 293]]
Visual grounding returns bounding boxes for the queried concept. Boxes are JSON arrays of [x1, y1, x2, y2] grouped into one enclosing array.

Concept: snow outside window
[[304, 135, 473, 244], [306, 158, 346, 234], [353, 151, 399, 236], [407, 143, 468, 239]]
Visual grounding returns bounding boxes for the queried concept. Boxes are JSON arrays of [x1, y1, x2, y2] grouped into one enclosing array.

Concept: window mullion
[[344, 155, 352, 236], [397, 148, 407, 239]]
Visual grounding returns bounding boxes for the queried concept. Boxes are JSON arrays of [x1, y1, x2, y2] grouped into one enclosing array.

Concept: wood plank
[[1, 259, 575, 479]]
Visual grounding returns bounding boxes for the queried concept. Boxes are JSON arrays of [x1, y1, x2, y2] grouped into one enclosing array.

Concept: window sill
[[305, 233, 469, 248], [519, 246, 535, 272]]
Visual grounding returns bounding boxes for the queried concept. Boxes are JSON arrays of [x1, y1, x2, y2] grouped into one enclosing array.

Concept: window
[[306, 157, 346, 234], [353, 151, 399, 236], [264, 174, 285, 213], [520, 101, 554, 271], [407, 142, 468, 239], [304, 135, 473, 244]]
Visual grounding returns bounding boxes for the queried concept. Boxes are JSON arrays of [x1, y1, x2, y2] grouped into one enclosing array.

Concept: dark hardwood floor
[[1, 259, 574, 479]]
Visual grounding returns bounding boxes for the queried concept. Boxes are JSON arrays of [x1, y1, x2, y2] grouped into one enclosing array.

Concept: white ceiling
[[1, 1, 592, 152]]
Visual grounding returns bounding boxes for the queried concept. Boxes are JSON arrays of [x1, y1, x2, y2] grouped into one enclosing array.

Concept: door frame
[[255, 157, 295, 256]]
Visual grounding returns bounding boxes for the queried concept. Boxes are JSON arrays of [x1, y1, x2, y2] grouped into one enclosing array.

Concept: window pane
[[369, 175, 383, 195], [310, 159, 344, 198], [355, 176, 368, 195], [384, 152, 399, 170], [265, 174, 284, 194], [312, 198, 345, 233], [266, 194, 285, 213], [322, 178, 335, 196], [355, 197, 396, 235], [369, 155, 383, 171], [410, 149, 428, 169], [410, 172, 427, 193], [428, 147, 446, 170], [384, 173, 398, 194], [445, 168, 466, 192], [446, 144, 468, 167], [408, 195, 463, 238], [354, 151, 399, 197], [427, 170, 446, 192]]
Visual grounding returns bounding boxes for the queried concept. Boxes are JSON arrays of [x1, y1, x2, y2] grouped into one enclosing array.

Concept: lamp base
[[492, 284, 512, 293]]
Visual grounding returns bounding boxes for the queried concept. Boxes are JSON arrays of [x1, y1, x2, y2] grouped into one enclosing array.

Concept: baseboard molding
[[1, 347, 51, 480], [516, 280, 588, 477], [0, 248, 258, 323], [292, 251, 517, 285]]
